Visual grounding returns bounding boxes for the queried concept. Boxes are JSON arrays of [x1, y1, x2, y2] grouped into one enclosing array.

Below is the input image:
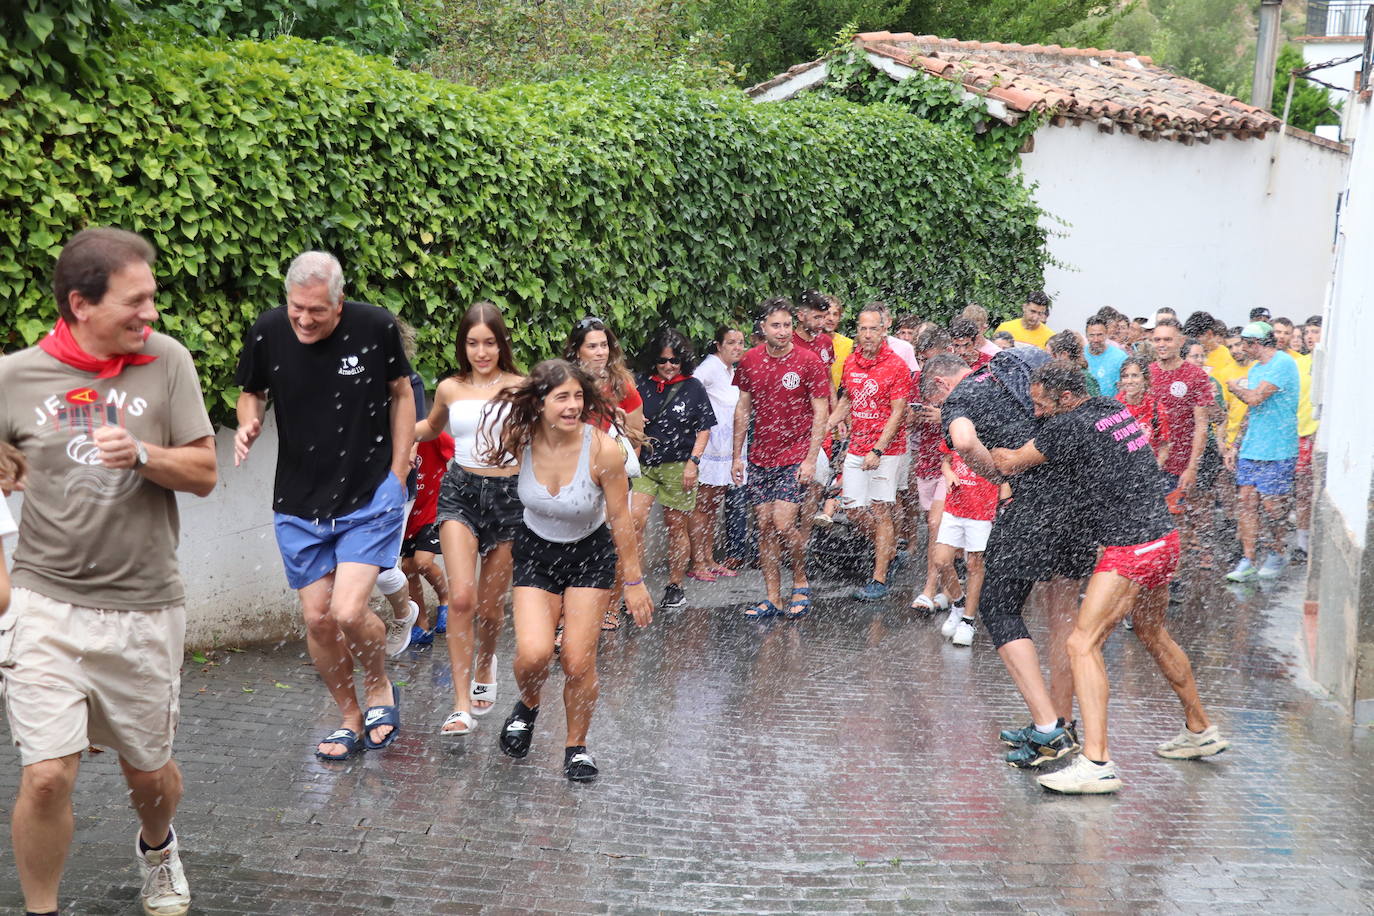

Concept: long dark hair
[[638, 326, 695, 376], [481, 359, 618, 467], [562, 315, 634, 402], [454, 301, 519, 378]]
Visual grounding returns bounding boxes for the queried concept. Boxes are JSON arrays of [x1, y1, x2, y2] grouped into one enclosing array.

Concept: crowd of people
[[0, 228, 1321, 914]]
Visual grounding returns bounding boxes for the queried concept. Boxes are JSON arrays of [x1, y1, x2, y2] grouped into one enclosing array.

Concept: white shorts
[[1, 588, 185, 770], [896, 451, 912, 491], [936, 513, 993, 552], [915, 475, 949, 512], [814, 449, 834, 488], [840, 452, 902, 509]]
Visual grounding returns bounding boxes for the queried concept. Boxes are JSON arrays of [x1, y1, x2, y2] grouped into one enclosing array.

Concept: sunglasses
[[576, 316, 605, 330], [656, 356, 682, 365]]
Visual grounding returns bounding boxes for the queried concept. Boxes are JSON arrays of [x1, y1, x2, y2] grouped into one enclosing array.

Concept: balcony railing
[[1307, 0, 1374, 37]]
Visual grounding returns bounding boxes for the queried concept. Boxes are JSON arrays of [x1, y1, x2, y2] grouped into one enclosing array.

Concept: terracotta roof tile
[[842, 33, 1281, 139]]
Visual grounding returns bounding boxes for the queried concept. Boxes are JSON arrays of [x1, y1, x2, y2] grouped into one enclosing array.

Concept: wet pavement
[[3, 554, 1373, 914]]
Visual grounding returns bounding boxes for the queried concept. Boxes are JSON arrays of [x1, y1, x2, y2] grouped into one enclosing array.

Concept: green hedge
[[0, 31, 1047, 421]]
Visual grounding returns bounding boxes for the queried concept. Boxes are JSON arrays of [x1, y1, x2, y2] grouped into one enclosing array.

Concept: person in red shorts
[[993, 364, 1229, 795], [401, 429, 454, 645]]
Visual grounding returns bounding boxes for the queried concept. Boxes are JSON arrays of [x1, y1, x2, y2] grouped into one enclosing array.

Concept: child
[[930, 440, 1002, 646], [402, 431, 454, 645]]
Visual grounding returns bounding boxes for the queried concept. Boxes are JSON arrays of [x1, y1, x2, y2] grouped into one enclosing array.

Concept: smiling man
[[234, 251, 415, 762], [0, 228, 217, 916]]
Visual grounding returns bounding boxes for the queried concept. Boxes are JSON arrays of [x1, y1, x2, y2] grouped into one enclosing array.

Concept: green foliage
[[2, 32, 1047, 421], [0, 0, 124, 85], [422, 0, 739, 89], [900, 0, 1121, 46], [1273, 44, 1342, 132], [704, 0, 907, 83]]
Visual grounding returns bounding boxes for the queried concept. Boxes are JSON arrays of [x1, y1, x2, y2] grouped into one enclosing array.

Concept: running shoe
[[852, 579, 890, 601], [951, 619, 975, 647], [940, 605, 963, 637], [890, 550, 908, 572], [1225, 557, 1257, 582], [1001, 718, 1078, 748], [386, 600, 419, 658], [434, 603, 448, 634], [137, 827, 191, 916], [1155, 724, 1230, 759], [1257, 553, 1287, 580], [662, 583, 686, 609], [410, 625, 435, 647], [1037, 756, 1122, 794], [1005, 723, 1079, 769]]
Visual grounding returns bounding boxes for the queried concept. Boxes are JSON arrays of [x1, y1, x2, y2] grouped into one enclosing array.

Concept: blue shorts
[[746, 462, 804, 506], [1236, 458, 1296, 497], [274, 473, 408, 589]]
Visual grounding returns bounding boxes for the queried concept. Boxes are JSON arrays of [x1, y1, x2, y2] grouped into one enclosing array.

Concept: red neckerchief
[[38, 319, 156, 379], [651, 373, 688, 394]]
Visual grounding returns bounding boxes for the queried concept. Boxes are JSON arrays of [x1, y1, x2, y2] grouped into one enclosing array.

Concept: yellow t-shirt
[[831, 333, 854, 389], [995, 317, 1054, 349], [1206, 345, 1247, 445], [1289, 350, 1317, 437]]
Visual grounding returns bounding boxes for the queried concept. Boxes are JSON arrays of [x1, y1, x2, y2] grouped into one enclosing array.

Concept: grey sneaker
[[1257, 553, 1286, 580], [1155, 724, 1230, 759], [137, 827, 191, 916], [386, 600, 419, 658], [1037, 755, 1122, 794]]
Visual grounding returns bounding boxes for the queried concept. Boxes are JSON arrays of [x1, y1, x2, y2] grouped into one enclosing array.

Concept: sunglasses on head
[[576, 316, 605, 330]]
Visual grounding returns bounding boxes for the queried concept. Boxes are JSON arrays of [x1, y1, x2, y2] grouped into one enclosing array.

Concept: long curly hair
[[562, 316, 635, 403], [480, 359, 619, 467]]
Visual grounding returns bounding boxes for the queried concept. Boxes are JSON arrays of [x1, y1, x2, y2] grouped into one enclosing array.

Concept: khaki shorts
[[0, 588, 184, 770], [632, 460, 697, 513]]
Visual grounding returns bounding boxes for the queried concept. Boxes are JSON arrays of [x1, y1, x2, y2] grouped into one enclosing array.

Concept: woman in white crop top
[[415, 302, 523, 739], [482, 359, 653, 782]]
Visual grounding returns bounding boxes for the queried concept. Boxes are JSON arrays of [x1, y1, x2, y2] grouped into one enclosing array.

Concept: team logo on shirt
[[1169, 381, 1188, 398], [781, 371, 801, 390], [338, 355, 365, 377]]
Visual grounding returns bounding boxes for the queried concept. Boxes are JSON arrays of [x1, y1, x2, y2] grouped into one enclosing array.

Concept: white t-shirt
[[886, 335, 919, 371], [0, 495, 16, 538]]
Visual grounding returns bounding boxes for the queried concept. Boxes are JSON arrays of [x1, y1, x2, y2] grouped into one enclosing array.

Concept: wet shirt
[[1239, 351, 1300, 461], [636, 374, 716, 466], [841, 344, 909, 457], [1086, 346, 1127, 398], [235, 301, 412, 520], [733, 344, 829, 467], [406, 433, 454, 537], [1149, 361, 1212, 477], [0, 335, 215, 610], [940, 441, 998, 521], [908, 368, 944, 478], [1034, 397, 1174, 547], [1115, 393, 1170, 451], [792, 331, 835, 370]]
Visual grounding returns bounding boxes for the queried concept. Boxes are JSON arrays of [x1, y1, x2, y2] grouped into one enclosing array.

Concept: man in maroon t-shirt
[[1150, 319, 1211, 493], [794, 290, 836, 374], [733, 298, 830, 620], [828, 306, 910, 600]]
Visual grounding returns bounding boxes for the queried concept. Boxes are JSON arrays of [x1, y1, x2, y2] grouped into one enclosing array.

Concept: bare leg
[[921, 498, 945, 596], [122, 757, 183, 849], [511, 586, 560, 709], [558, 586, 610, 746], [997, 638, 1060, 726], [1237, 485, 1259, 561], [755, 503, 784, 608], [664, 506, 691, 586], [773, 500, 808, 591], [13, 754, 80, 913], [472, 542, 513, 711], [691, 485, 725, 574], [871, 502, 895, 583], [931, 542, 962, 603], [1131, 586, 1211, 732], [439, 520, 480, 728], [402, 556, 428, 630], [964, 552, 986, 617], [1260, 494, 1291, 558], [1065, 571, 1140, 761]]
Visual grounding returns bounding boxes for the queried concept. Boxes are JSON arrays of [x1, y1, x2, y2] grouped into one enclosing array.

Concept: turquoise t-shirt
[[1239, 350, 1299, 461], [1086, 346, 1128, 398]]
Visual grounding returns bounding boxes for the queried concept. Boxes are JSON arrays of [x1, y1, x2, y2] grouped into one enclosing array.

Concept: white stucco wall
[[1020, 123, 1349, 336], [1300, 39, 1364, 108], [1318, 92, 1374, 548]]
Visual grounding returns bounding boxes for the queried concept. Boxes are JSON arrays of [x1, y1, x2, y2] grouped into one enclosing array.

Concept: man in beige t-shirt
[[0, 228, 216, 916]]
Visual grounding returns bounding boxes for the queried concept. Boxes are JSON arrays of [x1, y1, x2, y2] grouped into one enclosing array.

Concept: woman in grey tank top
[[481, 359, 654, 782]]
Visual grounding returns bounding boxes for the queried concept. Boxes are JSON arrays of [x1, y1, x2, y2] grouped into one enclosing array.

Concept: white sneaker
[[1155, 724, 1229, 759], [386, 600, 419, 658], [940, 605, 962, 637], [1037, 755, 1122, 794], [952, 619, 975, 647], [137, 827, 191, 916]]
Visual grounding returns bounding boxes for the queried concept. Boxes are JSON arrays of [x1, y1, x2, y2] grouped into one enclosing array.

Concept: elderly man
[[234, 252, 416, 760], [0, 228, 217, 916]]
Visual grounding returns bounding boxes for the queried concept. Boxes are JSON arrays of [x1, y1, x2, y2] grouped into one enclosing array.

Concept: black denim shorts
[[512, 524, 617, 594], [436, 465, 522, 557]]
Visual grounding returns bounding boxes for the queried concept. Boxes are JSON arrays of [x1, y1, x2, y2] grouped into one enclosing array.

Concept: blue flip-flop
[[315, 728, 363, 761], [744, 600, 780, 619], [784, 588, 812, 620], [363, 683, 402, 751]]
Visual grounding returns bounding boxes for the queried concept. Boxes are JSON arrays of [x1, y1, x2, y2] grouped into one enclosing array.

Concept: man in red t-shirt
[[828, 306, 910, 600], [733, 298, 830, 619], [1150, 319, 1211, 566], [794, 290, 836, 374]]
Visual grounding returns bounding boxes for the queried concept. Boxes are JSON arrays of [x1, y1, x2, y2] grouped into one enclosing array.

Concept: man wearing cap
[[1223, 322, 1300, 581]]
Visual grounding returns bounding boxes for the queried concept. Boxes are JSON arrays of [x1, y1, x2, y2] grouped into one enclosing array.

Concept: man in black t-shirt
[[992, 364, 1228, 795], [233, 251, 416, 761], [922, 351, 1091, 769]]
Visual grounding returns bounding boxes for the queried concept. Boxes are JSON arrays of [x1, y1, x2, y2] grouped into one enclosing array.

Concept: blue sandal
[[363, 683, 402, 750], [744, 600, 780, 619], [315, 728, 363, 761], [784, 588, 812, 620]]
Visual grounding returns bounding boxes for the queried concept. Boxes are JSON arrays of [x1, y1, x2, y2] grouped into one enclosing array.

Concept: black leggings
[[979, 574, 1038, 648]]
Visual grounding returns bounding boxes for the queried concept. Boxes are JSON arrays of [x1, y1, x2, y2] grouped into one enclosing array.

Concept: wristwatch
[[133, 440, 149, 469], [870, 447, 884, 457], [689, 455, 701, 466]]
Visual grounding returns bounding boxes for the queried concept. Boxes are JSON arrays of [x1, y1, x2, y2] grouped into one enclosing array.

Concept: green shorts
[[632, 460, 697, 513]]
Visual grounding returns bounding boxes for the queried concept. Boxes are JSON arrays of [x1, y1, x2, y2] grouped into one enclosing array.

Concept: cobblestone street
[[3, 565, 1373, 914]]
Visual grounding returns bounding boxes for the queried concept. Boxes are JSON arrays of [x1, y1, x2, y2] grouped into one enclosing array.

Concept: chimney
[[1251, 0, 1284, 109]]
